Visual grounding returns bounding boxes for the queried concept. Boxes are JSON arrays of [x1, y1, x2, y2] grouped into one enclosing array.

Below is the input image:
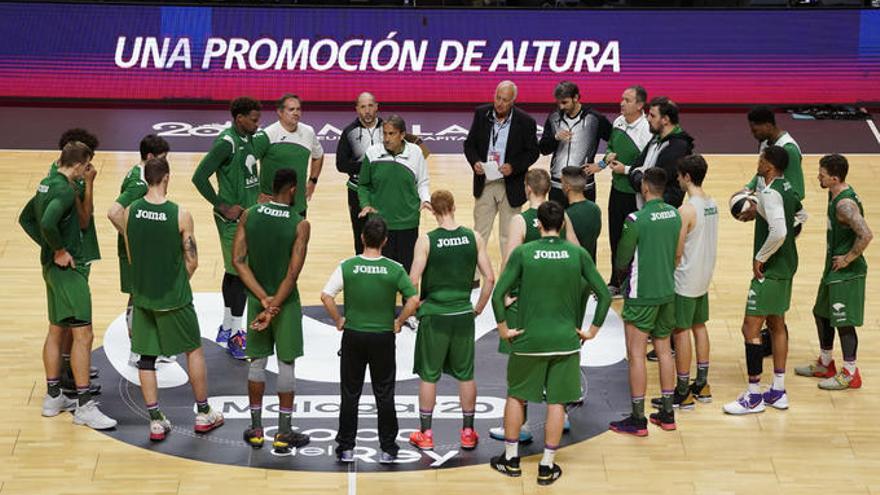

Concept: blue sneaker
[[215, 325, 232, 344], [227, 331, 247, 360], [488, 423, 533, 443], [338, 449, 354, 463], [762, 388, 789, 410], [378, 451, 397, 464]]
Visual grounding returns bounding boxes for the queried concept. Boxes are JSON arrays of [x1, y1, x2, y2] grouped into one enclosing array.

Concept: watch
[[309, 177, 318, 185]]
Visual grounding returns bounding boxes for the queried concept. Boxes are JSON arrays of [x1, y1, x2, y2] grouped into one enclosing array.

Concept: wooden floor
[[1, 150, 879, 495]]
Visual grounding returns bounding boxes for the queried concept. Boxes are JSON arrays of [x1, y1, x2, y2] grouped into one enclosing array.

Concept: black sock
[[419, 408, 432, 432], [47, 378, 61, 398], [462, 410, 475, 430], [222, 273, 246, 317], [77, 386, 91, 406]]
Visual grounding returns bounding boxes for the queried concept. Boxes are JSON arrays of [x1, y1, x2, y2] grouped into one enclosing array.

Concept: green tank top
[[127, 199, 192, 310], [244, 202, 303, 298], [824, 187, 867, 283], [419, 226, 477, 316], [521, 207, 566, 243]]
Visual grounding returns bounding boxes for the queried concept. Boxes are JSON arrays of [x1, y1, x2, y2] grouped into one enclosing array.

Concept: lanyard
[[491, 117, 510, 149]]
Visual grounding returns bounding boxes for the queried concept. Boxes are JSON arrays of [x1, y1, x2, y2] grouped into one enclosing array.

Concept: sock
[[695, 362, 709, 386], [77, 386, 91, 406], [540, 444, 557, 467], [231, 315, 244, 333], [222, 307, 233, 331], [661, 390, 674, 414], [772, 369, 785, 391], [748, 377, 761, 395], [250, 404, 262, 428], [146, 402, 164, 421], [46, 378, 61, 398], [196, 399, 209, 414], [278, 407, 292, 434], [820, 349, 833, 366], [676, 372, 690, 395], [844, 360, 857, 374], [631, 396, 645, 419], [504, 440, 518, 460], [419, 408, 433, 432], [462, 410, 475, 430]]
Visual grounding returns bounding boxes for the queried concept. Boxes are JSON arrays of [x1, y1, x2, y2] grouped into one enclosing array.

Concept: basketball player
[[19, 142, 116, 429], [795, 154, 871, 390], [407, 190, 495, 451], [192, 97, 261, 360], [489, 201, 610, 486], [320, 216, 420, 464], [232, 169, 311, 452], [723, 146, 807, 415], [561, 166, 602, 262], [609, 167, 681, 435], [744, 106, 804, 200]]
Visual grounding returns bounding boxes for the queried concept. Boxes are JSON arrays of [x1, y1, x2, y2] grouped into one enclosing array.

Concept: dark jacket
[[629, 127, 695, 207], [463, 104, 539, 208], [335, 117, 384, 188]]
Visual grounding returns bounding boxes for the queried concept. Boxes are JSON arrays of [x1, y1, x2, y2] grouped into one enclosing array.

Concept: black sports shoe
[[243, 426, 264, 448], [650, 390, 696, 410], [609, 415, 648, 437], [537, 463, 563, 486], [273, 431, 310, 453], [649, 410, 676, 431], [490, 454, 522, 477], [690, 381, 713, 403], [646, 348, 676, 361]]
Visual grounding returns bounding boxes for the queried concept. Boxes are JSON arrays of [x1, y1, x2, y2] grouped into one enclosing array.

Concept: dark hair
[[276, 93, 301, 110], [820, 153, 849, 181], [561, 165, 587, 189], [58, 128, 98, 153], [143, 157, 170, 186], [762, 145, 789, 172], [362, 216, 388, 249], [273, 168, 298, 195], [383, 114, 407, 133], [230, 97, 261, 119], [649, 96, 679, 125], [677, 154, 708, 186], [58, 141, 92, 167], [747, 106, 776, 126], [643, 167, 667, 195], [537, 200, 565, 233], [553, 81, 580, 101], [628, 85, 648, 104], [139, 134, 170, 160]]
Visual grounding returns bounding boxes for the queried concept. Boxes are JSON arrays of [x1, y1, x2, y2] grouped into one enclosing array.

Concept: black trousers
[[382, 227, 418, 273], [549, 185, 596, 209], [336, 329, 398, 455], [348, 188, 366, 255], [608, 187, 637, 287]]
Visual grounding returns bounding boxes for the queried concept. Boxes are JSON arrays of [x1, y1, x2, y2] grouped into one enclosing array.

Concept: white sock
[[231, 315, 244, 333], [820, 349, 833, 366], [540, 446, 556, 467], [504, 441, 518, 460], [748, 381, 761, 394], [844, 360, 857, 374], [772, 372, 785, 391], [222, 308, 233, 330]]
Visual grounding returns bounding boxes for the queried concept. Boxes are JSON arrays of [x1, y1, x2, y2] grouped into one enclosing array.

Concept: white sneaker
[[156, 355, 178, 365], [194, 408, 224, 433], [41, 393, 76, 417], [128, 352, 140, 368], [722, 391, 766, 415], [488, 422, 533, 442], [73, 400, 118, 430], [404, 316, 419, 332], [150, 417, 172, 441]]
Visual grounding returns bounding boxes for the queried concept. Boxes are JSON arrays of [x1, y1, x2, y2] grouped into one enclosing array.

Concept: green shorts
[[42, 264, 91, 326], [507, 353, 582, 404], [622, 300, 675, 338], [131, 303, 201, 356], [413, 312, 475, 383], [119, 256, 132, 294], [813, 278, 865, 327], [745, 278, 792, 317], [246, 294, 304, 362], [497, 300, 518, 355], [214, 215, 238, 275], [675, 293, 709, 329]]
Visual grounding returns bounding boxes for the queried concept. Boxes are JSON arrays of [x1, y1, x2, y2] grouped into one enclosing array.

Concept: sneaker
[[537, 463, 563, 486], [488, 422, 533, 443], [128, 352, 140, 368], [609, 415, 648, 437], [243, 426, 264, 448], [409, 429, 434, 451], [404, 316, 419, 332], [338, 449, 354, 463], [215, 325, 232, 344], [762, 388, 789, 410], [795, 358, 837, 378], [818, 367, 862, 390], [73, 400, 117, 430], [651, 390, 696, 410], [646, 348, 675, 361], [489, 454, 521, 477], [460, 428, 479, 450], [378, 451, 398, 464], [156, 355, 178, 365], [150, 417, 172, 442], [90, 367, 99, 379], [608, 284, 623, 300], [273, 431, 310, 453], [723, 391, 765, 415], [649, 410, 676, 431], [689, 381, 712, 403], [226, 332, 247, 360], [563, 413, 571, 432], [194, 408, 224, 433], [41, 393, 77, 417]]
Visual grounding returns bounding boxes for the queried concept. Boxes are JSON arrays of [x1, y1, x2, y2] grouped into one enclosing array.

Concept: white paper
[[484, 159, 503, 181]]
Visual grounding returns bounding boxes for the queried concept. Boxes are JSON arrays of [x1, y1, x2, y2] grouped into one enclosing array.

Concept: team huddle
[[19, 82, 872, 486]]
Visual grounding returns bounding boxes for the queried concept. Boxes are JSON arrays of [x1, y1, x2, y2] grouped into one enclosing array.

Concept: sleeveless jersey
[[823, 186, 867, 284], [419, 226, 478, 316], [675, 195, 719, 297], [244, 202, 303, 298]]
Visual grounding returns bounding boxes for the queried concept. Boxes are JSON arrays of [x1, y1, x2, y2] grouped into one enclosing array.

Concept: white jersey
[[675, 195, 719, 297]]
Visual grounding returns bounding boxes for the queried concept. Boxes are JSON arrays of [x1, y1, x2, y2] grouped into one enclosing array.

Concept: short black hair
[[362, 216, 388, 249], [649, 96, 679, 125], [230, 96, 261, 119], [383, 114, 407, 134], [677, 154, 708, 186], [762, 145, 789, 172], [143, 157, 169, 186], [276, 93, 301, 110], [139, 134, 170, 160], [747, 106, 776, 126], [58, 128, 98, 153], [820, 153, 849, 181], [643, 167, 667, 195], [537, 200, 565, 233], [628, 85, 647, 104], [553, 81, 580, 101], [273, 168, 298, 195]]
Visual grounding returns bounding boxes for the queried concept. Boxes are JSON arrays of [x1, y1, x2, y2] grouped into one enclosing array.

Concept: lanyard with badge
[[486, 117, 509, 181]]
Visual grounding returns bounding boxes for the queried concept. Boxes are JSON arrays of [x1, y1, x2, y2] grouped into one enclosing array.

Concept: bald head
[[356, 92, 378, 127], [494, 80, 517, 119]]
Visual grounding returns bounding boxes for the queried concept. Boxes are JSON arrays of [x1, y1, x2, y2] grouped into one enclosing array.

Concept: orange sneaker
[[819, 367, 862, 390], [409, 429, 434, 451], [460, 428, 479, 450], [795, 358, 836, 378]]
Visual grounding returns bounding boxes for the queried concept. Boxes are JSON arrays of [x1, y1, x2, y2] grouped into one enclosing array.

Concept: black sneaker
[[273, 431, 310, 453], [609, 415, 648, 437], [537, 463, 563, 486], [650, 390, 696, 410], [490, 454, 521, 477], [646, 348, 675, 361], [243, 426, 264, 448], [649, 410, 676, 431], [690, 381, 712, 403]]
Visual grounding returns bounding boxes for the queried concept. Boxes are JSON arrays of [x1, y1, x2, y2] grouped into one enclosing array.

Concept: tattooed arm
[[834, 198, 874, 271], [179, 208, 198, 278]]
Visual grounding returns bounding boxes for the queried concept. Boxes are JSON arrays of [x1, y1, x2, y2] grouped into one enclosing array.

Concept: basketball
[[729, 191, 757, 220]]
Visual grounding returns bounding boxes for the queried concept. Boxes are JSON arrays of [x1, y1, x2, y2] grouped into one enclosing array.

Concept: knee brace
[[137, 355, 157, 371], [248, 357, 268, 383], [277, 360, 296, 393]]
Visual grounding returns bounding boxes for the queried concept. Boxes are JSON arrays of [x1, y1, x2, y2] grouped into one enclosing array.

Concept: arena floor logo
[[92, 292, 630, 472]]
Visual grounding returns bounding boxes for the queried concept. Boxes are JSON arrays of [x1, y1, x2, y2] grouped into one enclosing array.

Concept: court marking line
[[348, 462, 357, 495], [867, 119, 880, 148]]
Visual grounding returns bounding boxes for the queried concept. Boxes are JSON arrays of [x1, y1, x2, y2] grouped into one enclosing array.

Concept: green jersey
[[607, 115, 651, 194], [244, 202, 303, 297], [19, 167, 81, 266], [126, 199, 192, 311], [419, 226, 478, 317], [520, 207, 567, 243], [754, 177, 803, 280], [358, 142, 430, 230], [616, 198, 681, 305], [823, 186, 866, 284], [192, 127, 259, 214], [48, 162, 100, 264], [493, 236, 611, 354], [324, 256, 417, 333], [566, 199, 602, 262], [114, 164, 148, 261], [747, 132, 804, 200], [252, 121, 324, 214]]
